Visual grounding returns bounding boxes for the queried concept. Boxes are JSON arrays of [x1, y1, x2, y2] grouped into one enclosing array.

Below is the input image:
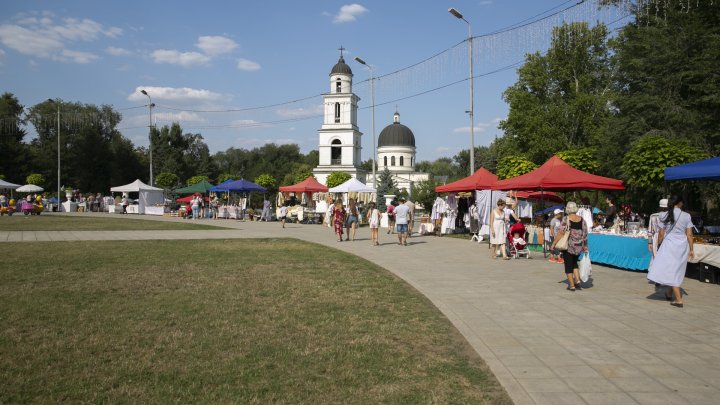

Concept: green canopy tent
[[173, 180, 215, 194]]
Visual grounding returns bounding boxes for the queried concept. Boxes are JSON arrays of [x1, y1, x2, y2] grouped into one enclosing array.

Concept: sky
[[0, 0, 630, 163]]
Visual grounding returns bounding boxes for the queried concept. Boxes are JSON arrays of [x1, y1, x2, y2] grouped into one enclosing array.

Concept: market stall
[[587, 233, 652, 271], [110, 179, 164, 215], [279, 176, 329, 223]]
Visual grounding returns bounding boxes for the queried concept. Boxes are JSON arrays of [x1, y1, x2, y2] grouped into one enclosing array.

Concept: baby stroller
[[507, 222, 531, 259]]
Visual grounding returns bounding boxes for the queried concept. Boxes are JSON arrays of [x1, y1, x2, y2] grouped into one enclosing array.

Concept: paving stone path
[[3, 213, 720, 404]]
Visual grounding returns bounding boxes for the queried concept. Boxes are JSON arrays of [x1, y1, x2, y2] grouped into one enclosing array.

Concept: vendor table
[[144, 206, 166, 216], [587, 233, 651, 271], [690, 244, 720, 269]]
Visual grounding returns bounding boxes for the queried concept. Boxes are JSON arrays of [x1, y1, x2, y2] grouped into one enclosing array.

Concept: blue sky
[[0, 1, 630, 162]]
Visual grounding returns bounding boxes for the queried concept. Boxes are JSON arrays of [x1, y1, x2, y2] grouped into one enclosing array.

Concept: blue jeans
[[192, 206, 200, 219]]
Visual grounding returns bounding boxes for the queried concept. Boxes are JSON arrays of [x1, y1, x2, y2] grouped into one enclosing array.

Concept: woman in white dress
[[489, 199, 510, 260], [647, 196, 694, 308]]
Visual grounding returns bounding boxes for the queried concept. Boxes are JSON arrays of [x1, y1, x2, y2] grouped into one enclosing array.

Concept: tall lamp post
[[354, 56, 377, 189], [47, 99, 61, 211], [140, 89, 155, 185], [449, 7, 475, 176]]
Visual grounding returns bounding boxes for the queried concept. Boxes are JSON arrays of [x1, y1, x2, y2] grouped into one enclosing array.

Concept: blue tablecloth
[[587, 233, 651, 271]]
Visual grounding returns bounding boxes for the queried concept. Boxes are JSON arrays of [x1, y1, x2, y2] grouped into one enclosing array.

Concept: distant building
[[313, 50, 366, 185]]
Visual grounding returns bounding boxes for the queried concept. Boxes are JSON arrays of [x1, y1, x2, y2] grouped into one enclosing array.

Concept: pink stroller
[[507, 222, 531, 259]]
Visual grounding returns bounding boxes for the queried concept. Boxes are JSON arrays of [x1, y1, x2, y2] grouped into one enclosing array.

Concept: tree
[[254, 174, 277, 190], [26, 173, 45, 185], [555, 148, 599, 174], [622, 135, 703, 193], [499, 22, 614, 164], [155, 172, 179, 190], [0, 93, 28, 183], [496, 155, 537, 180], [217, 173, 235, 183], [413, 178, 439, 212], [326, 171, 351, 188], [376, 168, 399, 211], [186, 175, 209, 186]]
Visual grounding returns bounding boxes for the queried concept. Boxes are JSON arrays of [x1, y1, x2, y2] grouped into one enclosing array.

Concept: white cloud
[[196, 35, 237, 56], [106, 46, 131, 56], [127, 86, 228, 103], [452, 117, 503, 134], [0, 12, 121, 63], [151, 49, 210, 66], [275, 104, 323, 118], [231, 119, 271, 129], [154, 111, 206, 123], [332, 4, 368, 24], [237, 58, 261, 71]]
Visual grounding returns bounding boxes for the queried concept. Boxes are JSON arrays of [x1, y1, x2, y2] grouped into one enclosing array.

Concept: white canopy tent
[[328, 178, 377, 193], [110, 179, 164, 214], [0, 179, 21, 199], [16, 184, 44, 193]]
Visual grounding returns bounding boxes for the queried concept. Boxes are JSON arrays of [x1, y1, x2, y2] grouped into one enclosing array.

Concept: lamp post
[[354, 56, 377, 189], [449, 7, 475, 176], [47, 99, 60, 211], [140, 89, 155, 185]]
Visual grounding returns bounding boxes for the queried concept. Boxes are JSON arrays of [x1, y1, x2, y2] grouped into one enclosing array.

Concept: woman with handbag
[[552, 202, 588, 291]]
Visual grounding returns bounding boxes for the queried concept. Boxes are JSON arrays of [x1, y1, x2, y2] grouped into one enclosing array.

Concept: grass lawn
[[0, 239, 510, 404], [0, 215, 222, 231]]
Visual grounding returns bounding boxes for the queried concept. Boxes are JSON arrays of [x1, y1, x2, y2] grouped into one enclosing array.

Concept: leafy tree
[[155, 172, 179, 190], [254, 174, 277, 190], [186, 175, 209, 186], [622, 135, 704, 193], [415, 157, 459, 180], [453, 146, 500, 176], [496, 155, 537, 180], [326, 171, 351, 188], [555, 148, 599, 174], [499, 22, 613, 164], [217, 173, 235, 183], [26, 173, 45, 185], [0, 93, 28, 183], [413, 178, 439, 212]]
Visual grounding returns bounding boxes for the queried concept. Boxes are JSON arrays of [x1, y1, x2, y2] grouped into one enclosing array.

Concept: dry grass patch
[[0, 239, 510, 404]]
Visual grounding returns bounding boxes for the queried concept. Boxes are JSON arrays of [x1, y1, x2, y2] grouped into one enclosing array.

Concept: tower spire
[[338, 45, 345, 58]]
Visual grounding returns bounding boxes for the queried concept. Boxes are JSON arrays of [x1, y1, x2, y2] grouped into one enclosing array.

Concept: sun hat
[[565, 202, 578, 214], [659, 198, 668, 208], [553, 208, 563, 215]]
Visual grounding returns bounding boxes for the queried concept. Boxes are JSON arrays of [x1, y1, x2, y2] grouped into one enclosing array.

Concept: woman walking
[[367, 201, 380, 246], [552, 202, 587, 291], [345, 198, 359, 241], [489, 199, 510, 260], [647, 196, 694, 307], [332, 200, 346, 242]]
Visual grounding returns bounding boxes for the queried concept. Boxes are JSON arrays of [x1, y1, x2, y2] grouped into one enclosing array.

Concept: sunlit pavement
[[5, 212, 720, 405]]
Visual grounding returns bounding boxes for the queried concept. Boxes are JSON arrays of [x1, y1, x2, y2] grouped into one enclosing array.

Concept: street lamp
[[354, 56, 377, 189], [140, 89, 155, 186], [449, 7, 475, 175], [47, 99, 60, 211]]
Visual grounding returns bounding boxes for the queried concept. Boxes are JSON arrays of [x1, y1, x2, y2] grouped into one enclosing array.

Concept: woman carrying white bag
[[551, 202, 588, 291]]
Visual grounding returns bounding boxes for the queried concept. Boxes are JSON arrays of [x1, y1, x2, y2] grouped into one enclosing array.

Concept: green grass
[[0, 239, 510, 404], [0, 215, 222, 231]]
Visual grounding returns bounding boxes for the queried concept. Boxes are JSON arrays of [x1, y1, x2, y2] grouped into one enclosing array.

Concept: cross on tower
[[338, 46, 345, 57]]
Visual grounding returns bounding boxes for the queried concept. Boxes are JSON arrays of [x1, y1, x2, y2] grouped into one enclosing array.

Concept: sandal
[[567, 287, 576, 291], [670, 302, 684, 308]]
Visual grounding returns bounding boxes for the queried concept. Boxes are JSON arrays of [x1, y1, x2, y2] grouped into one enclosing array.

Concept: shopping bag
[[554, 231, 569, 251], [579, 253, 592, 282]]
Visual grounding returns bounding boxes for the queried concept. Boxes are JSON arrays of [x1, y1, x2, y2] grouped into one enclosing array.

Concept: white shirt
[[394, 204, 410, 225], [279, 206, 288, 217]]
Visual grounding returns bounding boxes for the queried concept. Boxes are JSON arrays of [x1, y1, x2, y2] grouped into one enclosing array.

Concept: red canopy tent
[[176, 195, 209, 203], [278, 176, 329, 193], [435, 167, 498, 193], [515, 190, 564, 203], [493, 156, 624, 191]]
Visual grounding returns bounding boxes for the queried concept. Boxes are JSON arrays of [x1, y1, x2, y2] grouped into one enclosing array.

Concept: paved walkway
[[3, 213, 720, 405]]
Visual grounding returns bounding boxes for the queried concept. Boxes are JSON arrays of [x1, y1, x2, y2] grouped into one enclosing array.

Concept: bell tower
[[313, 47, 367, 185]]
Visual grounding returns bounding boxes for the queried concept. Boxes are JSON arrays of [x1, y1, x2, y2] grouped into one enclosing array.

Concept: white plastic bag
[[579, 253, 592, 282]]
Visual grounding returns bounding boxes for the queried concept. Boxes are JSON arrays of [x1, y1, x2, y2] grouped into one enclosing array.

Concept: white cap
[[659, 199, 668, 208], [553, 209, 563, 215]]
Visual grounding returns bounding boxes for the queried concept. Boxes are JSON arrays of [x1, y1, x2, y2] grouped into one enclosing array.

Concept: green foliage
[[186, 175, 209, 186], [254, 174, 277, 190], [376, 168, 399, 211], [496, 156, 537, 180], [281, 164, 315, 186], [499, 22, 613, 164], [622, 135, 704, 192], [217, 173, 235, 183], [326, 171, 351, 188], [26, 173, 45, 186], [413, 179, 439, 212], [555, 149, 599, 174], [155, 172, 179, 190], [415, 157, 459, 180], [0, 93, 28, 184]]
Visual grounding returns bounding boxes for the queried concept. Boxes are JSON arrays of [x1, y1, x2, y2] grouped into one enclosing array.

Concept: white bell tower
[[313, 47, 367, 185]]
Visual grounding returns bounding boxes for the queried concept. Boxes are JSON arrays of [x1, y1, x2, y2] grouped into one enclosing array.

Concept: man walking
[[404, 198, 416, 237], [394, 197, 412, 246]]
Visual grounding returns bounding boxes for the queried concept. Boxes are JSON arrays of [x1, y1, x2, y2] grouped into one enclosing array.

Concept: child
[[279, 204, 288, 228], [512, 231, 527, 251], [367, 201, 380, 246]]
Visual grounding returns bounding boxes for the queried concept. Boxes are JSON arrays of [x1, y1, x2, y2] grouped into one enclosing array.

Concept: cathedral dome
[[378, 112, 415, 147], [330, 56, 352, 75]]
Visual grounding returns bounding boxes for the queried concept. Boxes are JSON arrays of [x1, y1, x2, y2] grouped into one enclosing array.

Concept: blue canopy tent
[[209, 179, 236, 193], [665, 157, 720, 181], [224, 179, 267, 193]]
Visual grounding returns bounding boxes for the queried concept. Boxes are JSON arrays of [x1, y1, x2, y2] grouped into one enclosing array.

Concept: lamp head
[[448, 7, 463, 19], [140, 89, 148, 95], [354, 56, 366, 65]]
